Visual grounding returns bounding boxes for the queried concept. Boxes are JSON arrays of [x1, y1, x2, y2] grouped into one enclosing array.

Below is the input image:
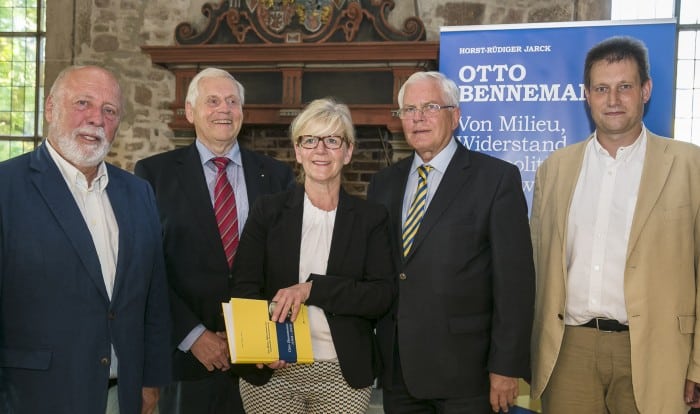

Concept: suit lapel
[[176, 144, 228, 264], [241, 148, 263, 203], [327, 190, 355, 273], [387, 158, 412, 263], [107, 170, 133, 301], [554, 137, 590, 244], [627, 133, 673, 258], [30, 144, 110, 302], [278, 187, 304, 285]]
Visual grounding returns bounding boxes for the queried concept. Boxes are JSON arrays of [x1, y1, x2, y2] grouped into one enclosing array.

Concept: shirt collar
[[44, 139, 109, 192], [592, 126, 647, 161], [196, 139, 242, 169], [411, 138, 458, 174]]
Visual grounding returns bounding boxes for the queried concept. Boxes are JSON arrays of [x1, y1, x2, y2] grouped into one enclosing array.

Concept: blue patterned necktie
[[402, 165, 432, 257]]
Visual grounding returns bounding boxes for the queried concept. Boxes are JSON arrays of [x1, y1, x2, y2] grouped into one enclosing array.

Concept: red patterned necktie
[[212, 157, 239, 268]]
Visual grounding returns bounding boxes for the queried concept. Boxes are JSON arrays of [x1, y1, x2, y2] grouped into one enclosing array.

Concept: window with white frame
[[612, 0, 700, 144], [0, 0, 45, 162]]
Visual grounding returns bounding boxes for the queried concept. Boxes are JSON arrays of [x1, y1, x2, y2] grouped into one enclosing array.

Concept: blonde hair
[[289, 97, 355, 147]]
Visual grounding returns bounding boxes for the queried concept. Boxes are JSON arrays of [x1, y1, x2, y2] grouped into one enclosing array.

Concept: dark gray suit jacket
[[134, 143, 294, 381], [367, 141, 535, 399]]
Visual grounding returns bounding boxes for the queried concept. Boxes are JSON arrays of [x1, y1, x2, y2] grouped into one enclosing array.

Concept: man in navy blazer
[[135, 68, 294, 413], [367, 71, 535, 413], [0, 65, 171, 413]]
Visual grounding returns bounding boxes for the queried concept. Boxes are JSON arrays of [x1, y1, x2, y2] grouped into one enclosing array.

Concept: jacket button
[[108, 312, 115, 320], [100, 357, 110, 366], [557, 314, 564, 320], [399, 273, 407, 280]]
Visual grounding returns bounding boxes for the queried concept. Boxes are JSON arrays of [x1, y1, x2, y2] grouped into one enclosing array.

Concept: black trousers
[[382, 342, 492, 414], [158, 371, 244, 414]]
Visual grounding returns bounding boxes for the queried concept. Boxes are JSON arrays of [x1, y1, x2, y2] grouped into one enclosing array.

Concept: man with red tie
[[135, 68, 294, 414]]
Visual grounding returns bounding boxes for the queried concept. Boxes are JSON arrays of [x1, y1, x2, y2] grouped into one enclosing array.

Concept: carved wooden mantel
[[141, 0, 439, 137]]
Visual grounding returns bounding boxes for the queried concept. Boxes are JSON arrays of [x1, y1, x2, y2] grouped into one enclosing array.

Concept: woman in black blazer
[[230, 97, 396, 414]]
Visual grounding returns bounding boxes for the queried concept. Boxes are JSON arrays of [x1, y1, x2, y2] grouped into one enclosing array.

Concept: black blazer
[[134, 143, 295, 381], [230, 185, 396, 388], [367, 141, 535, 399]]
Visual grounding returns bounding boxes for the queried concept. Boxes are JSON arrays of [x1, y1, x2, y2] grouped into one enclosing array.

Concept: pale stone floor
[[367, 388, 383, 413]]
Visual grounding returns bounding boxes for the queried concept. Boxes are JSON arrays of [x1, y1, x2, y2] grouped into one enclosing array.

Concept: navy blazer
[[367, 141, 535, 399], [134, 143, 295, 381], [230, 186, 396, 388], [0, 144, 171, 413]]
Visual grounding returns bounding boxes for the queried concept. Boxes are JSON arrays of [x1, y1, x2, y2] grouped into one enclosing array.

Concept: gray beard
[[51, 127, 111, 168]]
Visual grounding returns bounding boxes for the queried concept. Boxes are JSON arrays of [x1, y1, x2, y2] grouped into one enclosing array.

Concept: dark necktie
[[212, 157, 239, 268], [402, 165, 432, 257]]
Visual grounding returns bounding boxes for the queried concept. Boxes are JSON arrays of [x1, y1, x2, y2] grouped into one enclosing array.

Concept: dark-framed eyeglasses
[[393, 103, 456, 119], [297, 135, 345, 150]]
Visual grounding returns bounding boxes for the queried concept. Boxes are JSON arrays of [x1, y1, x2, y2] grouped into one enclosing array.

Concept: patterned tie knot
[[418, 164, 433, 179], [212, 157, 230, 171]]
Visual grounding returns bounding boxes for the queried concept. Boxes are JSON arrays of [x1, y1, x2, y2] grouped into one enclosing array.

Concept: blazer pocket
[[678, 315, 696, 334], [0, 348, 52, 370], [448, 313, 491, 334]]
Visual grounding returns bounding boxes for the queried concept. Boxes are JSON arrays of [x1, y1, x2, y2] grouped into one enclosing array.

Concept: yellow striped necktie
[[402, 165, 432, 257]]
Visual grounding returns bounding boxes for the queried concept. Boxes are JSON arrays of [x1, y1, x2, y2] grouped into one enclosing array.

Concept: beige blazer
[[530, 132, 700, 413]]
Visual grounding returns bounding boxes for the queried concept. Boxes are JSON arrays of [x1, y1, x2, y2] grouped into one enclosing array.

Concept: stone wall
[[45, 0, 610, 187]]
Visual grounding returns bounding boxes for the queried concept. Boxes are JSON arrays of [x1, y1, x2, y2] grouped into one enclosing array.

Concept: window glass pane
[[680, 0, 700, 24], [23, 110, 33, 135], [0, 110, 9, 135], [0, 36, 38, 139], [0, 7, 11, 32], [13, 5, 28, 32], [678, 31, 696, 60], [676, 89, 692, 118], [38, 36, 43, 137], [676, 60, 694, 88], [611, 0, 674, 19], [40, 1, 45, 32], [8, 139, 26, 158], [675, 118, 692, 141]]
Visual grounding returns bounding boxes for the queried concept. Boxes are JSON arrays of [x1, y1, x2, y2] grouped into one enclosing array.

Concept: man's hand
[[269, 282, 312, 323], [489, 373, 519, 413], [141, 387, 159, 414], [190, 330, 230, 371], [685, 379, 700, 407]]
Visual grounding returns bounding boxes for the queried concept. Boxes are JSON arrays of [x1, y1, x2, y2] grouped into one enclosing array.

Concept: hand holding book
[[221, 297, 314, 364], [268, 281, 312, 323]]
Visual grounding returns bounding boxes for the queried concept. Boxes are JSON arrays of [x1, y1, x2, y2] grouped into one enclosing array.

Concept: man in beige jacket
[[530, 36, 700, 413]]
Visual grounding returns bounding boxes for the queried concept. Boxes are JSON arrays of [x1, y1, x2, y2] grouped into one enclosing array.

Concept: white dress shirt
[[46, 140, 120, 377], [299, 193, 338, 361], [565, 129, 647, 325]]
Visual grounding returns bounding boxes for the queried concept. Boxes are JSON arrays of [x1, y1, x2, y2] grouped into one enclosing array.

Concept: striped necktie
[[212, 157, 239, 268], [402, 165, 432, 257]]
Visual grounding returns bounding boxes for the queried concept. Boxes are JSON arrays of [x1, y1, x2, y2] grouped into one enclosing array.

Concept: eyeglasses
[[297, 135, 345, 150], [393, 103, 456, 119]]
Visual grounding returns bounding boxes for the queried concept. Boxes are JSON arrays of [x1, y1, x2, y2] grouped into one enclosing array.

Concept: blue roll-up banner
[[439, 19, 676, 211]]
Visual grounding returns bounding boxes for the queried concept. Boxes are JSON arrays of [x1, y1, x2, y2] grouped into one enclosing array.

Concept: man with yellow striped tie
[[367, 71, 535, 414]]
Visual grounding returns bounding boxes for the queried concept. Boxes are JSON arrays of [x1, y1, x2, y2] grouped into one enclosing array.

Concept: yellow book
[[221, 298, 314, 364]]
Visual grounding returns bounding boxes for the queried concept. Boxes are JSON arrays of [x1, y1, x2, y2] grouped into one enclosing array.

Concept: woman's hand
[[269, 282, 312, 323], [256, 360, 290, 370]]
